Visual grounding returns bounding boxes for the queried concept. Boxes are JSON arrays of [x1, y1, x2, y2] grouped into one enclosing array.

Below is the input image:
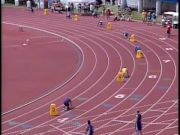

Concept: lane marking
[[162, 59, 171, 63], [112, 120, 169, 125], [165, 48, 173, 51], [148, 75, 157, 79], [50, 124, 71, 134], [159, 37, 166, 40], [115, 94, 125, 99], [57, 118, 69, 123], [150, 109, 166, 113], [2, 22, 84, 116]]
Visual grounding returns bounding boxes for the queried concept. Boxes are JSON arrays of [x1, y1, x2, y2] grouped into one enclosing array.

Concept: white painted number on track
[[57, 118, 69, 123], [163, 60, 171, 63], [115, 94, 125, 99], [159, 37, 166, 40], [148, 75, 157, 79], [63, 133, 71, 135], [165, 48, 173, 51]]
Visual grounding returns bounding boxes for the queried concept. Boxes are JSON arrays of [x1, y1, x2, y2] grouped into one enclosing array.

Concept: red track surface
[[2, 7, 178, 135]]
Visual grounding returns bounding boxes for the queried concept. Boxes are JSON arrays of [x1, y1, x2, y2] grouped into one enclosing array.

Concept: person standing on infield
[[135, 110, 142, 135], [85, 120, 94, 135]]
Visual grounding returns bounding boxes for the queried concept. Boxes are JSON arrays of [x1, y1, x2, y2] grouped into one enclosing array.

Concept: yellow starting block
[[106, 22, 112, 30], [44, 9, 48, 15], [50, 103, 59, 116], [136, 50, 144, 59], [73, 15, 79, 21], [129, 34, 136, 42], [116, 72, 124, 82]]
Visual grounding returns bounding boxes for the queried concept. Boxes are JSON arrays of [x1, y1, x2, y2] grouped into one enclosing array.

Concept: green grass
[[131, 11, 142, 20]]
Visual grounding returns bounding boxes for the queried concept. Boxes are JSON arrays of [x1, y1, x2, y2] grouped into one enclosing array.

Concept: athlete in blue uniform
[[135, 45, 141, 54], [85, 120, 94, 135], [63, 97, 72, 111], [123, 32, 129, 39], [135, 110, 142, 135]]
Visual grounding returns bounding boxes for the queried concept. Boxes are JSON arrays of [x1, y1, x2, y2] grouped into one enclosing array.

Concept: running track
[[2, 7, 178, 135]]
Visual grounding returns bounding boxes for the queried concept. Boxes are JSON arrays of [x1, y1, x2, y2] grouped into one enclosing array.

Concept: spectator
[[85, 120, 94, 135], [92, 8, 98, 18], [106, 8, 111, 20], [147, 11, 152, 25], [70, 3, 74, 14], [112, 0, 115, 5], [26, 0, 34, 12], [127, 13, 132, 21], [120, 13, 125, 21], [151, 12, 156, 24], [141, 10, 147, 23], [66, 3, 71, 18], [102, 5, 106, 16], [90, 3, 94, 14], [113, 12, 120, 21], [166, 23, 172, 38], [78, 3, 82, 13]]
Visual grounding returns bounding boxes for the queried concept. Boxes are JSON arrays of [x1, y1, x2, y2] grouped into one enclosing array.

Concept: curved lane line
[[2, 22, 85, 116], [1, 14, 177, 134]]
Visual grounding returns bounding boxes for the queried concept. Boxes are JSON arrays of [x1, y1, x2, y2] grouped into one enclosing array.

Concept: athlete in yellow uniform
[[121, 67, 129, 78]]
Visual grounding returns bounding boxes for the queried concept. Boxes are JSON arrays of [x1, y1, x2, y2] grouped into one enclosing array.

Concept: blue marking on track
[[129, 94, 142, 101], [101, 103, 114, 108], [8, 121, 20, 126], [158, 86, 169, 90], [137, 62, 146, 65], [77, 97, 88, 101], [64, 112, 77, 118], [8, 121, 33, 129], [70, 121, 81, 127], [21, 124, 33, 129], [144, 50, 151, 53], [162, 78, 173, 81]]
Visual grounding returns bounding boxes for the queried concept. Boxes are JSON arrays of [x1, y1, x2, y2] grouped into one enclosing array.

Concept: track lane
[[2, 7, 178, 135]]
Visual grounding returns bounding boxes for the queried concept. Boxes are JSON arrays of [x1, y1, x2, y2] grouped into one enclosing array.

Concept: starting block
[[106, 22, 112, 30], [73, 15, 79, 21], [136, 50, 144, 59], [121, 67, 129, 78], [129, 34, 136, 42], [134, 45, 141, 53], [116, 72, 124, 82], [50, 103, 59, 116], [44, 9, 48, 15]]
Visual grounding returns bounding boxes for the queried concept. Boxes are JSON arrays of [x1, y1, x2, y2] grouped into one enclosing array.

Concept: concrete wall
[[125, 0, 176, 12], [126, 0, 136, 8], [126, 0, 156, 9], [161, 2, 176, 12], [143, 0, 156, 9], [1, 0, 5, 4]]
